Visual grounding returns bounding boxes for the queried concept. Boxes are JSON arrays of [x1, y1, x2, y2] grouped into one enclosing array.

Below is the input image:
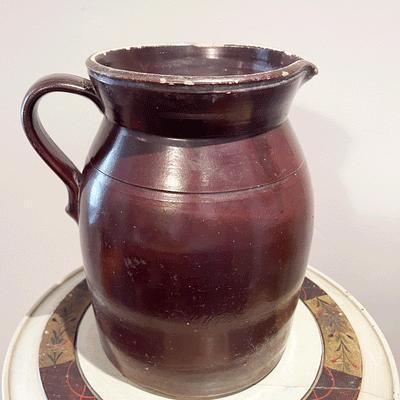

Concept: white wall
[[1, 0, 399, 379]]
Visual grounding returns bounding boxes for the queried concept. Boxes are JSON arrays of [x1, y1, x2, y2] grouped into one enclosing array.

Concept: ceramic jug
[[21, 44, 317, 399]]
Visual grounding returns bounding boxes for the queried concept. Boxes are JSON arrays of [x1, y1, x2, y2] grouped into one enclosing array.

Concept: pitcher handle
[[21, 74, 104, 223]]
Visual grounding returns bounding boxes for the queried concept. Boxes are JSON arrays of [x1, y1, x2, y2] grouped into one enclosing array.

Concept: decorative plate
[[3, 267, 399, 400]]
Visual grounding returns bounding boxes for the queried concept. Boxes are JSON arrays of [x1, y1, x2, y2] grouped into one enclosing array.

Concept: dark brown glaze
[[86, 45, 317, 139], [21, 44, 317, 398], [79, 123, 313, 397]]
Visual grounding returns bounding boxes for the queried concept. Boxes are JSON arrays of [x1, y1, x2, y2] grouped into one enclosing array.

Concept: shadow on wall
[[291, 105, 399, 284], [292, 105, 400, 370], [289, 105, 354, 277]]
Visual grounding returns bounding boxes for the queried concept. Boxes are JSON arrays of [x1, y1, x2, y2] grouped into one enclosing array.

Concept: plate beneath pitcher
[[76, 299, 321, 399], [4, 266, 398, 400]]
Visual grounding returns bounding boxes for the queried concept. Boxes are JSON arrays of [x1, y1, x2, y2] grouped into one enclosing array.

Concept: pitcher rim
[[86, 43, 317, 86]]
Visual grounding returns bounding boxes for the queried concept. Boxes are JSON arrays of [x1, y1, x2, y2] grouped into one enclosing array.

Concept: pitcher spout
[[296, 58, 318, 85]]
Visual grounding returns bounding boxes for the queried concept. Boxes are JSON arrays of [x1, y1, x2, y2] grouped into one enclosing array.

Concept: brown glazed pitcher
[[21, 44, 317, 399]]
